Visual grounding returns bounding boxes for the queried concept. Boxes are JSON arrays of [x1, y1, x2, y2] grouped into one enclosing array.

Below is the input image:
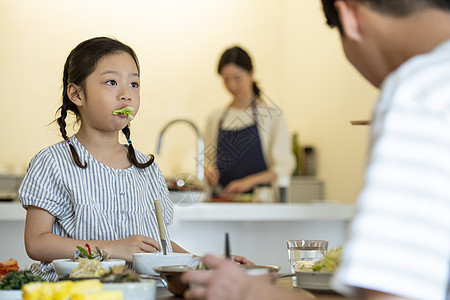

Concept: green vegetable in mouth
[[113, 106, 135, 120]]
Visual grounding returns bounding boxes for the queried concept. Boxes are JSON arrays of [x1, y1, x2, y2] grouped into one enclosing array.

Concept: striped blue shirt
[[333, 39, 450, 300], [19, 135, 174, 280]]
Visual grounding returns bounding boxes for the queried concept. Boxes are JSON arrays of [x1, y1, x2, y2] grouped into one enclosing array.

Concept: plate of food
[[0, 259, 45, 299], [52, 244, 125, 279], [296, 246, 342, 293]]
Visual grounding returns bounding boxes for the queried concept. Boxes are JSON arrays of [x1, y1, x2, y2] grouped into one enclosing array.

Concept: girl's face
[[220, 63, 253, 99], [74, 51, 140, 132]]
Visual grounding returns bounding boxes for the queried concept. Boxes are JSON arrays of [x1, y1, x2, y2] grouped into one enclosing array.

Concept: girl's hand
[[232, 255, 255, 265], [108, 235, 161, 262], [205, 166, 220, 186]]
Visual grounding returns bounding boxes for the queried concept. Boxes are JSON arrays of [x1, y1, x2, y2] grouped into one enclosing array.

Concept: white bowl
[[296, 271, 334, 291], [133, 253, 194, 276], [52, 259, 126, 279]]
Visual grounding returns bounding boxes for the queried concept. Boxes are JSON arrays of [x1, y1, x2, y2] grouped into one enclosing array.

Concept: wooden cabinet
[[289, 177, 324, 203]]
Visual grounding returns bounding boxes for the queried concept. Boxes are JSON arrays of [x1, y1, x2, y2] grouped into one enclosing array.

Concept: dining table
[[155, 277, 349, 300]]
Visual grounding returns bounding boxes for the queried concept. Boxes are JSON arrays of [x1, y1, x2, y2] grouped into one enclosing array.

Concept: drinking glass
[[286, 240, 328, 286]]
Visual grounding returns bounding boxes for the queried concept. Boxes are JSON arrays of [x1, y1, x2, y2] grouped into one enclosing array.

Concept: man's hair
[[321, 0, 450, 31]]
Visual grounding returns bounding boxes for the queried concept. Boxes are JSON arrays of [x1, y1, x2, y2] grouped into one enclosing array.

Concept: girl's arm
[[25, 206, 162, 263]]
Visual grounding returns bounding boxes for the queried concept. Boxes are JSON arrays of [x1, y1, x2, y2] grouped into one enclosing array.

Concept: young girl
[[18, 37, 189, 281]]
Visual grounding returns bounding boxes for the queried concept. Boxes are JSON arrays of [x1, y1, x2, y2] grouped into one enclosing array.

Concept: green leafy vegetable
[[113, 106, 135, 120], [76, 245, 94, 259], [0, 270, 44, 290], [312, 246, 343, 272], [73, 244, 109, 262]]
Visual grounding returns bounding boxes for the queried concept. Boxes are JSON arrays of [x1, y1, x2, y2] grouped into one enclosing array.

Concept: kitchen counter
[[0, 202, 355, 271], [172, 202, 354, 221], [0, 202, 354, 222]]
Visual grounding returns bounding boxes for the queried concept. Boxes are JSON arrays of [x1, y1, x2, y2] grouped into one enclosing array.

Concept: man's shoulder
[[384, 40, 450, 107], [395, 39, 450, 82]]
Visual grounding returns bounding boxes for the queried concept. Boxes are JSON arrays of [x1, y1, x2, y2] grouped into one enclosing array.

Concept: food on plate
[[100, 265, 140, 283], [210, 193, 253, 203], [22, 279, 123, 300], [70, 244, 109, 278], [299, 246, 343, 273], [0, 270, 44, 290], [312, 246, 342, 272], [73, 244, 110, 262], [69, 245, 137, 281], [113, 106, 135, 120], [71, 258, 108, 278], [0, 258, 19, 281]]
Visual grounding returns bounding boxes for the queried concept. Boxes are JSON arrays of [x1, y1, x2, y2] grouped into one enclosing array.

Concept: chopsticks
[[225, 232, 232, 260], [350, 120, 371, 125], [154, 199, 167, 255]]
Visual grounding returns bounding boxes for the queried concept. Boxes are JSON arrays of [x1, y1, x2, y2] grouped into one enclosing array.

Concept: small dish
[[52, 259, 125, 278], [153, 265, 191, 297], [296, 271, 335, 292]]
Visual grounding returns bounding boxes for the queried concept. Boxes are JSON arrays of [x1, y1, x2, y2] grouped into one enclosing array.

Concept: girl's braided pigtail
[[56, 105, 86, 169], [122, 125, 154, 169]]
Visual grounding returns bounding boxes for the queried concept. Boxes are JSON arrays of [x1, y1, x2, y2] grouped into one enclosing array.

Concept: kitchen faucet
[[156, 119, 205, 181]]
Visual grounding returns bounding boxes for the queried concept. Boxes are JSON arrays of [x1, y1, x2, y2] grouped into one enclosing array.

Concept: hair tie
[[127, 138, 132, 146], [66, 139, 73, 146]]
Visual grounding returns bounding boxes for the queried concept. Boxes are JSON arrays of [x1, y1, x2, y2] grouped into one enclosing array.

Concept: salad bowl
[[52, 258, 125, 279]]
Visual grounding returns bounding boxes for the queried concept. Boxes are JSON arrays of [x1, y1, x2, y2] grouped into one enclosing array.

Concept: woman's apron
[[216, 101, 267, 193]]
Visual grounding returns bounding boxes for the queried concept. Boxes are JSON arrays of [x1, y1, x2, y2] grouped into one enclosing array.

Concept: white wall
[[0, 0, 377, 203]]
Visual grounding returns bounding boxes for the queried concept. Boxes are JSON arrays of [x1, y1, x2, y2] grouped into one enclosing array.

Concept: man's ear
[[335, 0, 362, 41], [67, 83, 83, 106]]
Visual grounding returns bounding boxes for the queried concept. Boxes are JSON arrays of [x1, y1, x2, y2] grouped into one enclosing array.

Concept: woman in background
[[204, 46, 295, 196]]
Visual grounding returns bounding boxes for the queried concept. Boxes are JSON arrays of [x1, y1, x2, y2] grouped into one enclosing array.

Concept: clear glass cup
[[286, 240, 328, 286]]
